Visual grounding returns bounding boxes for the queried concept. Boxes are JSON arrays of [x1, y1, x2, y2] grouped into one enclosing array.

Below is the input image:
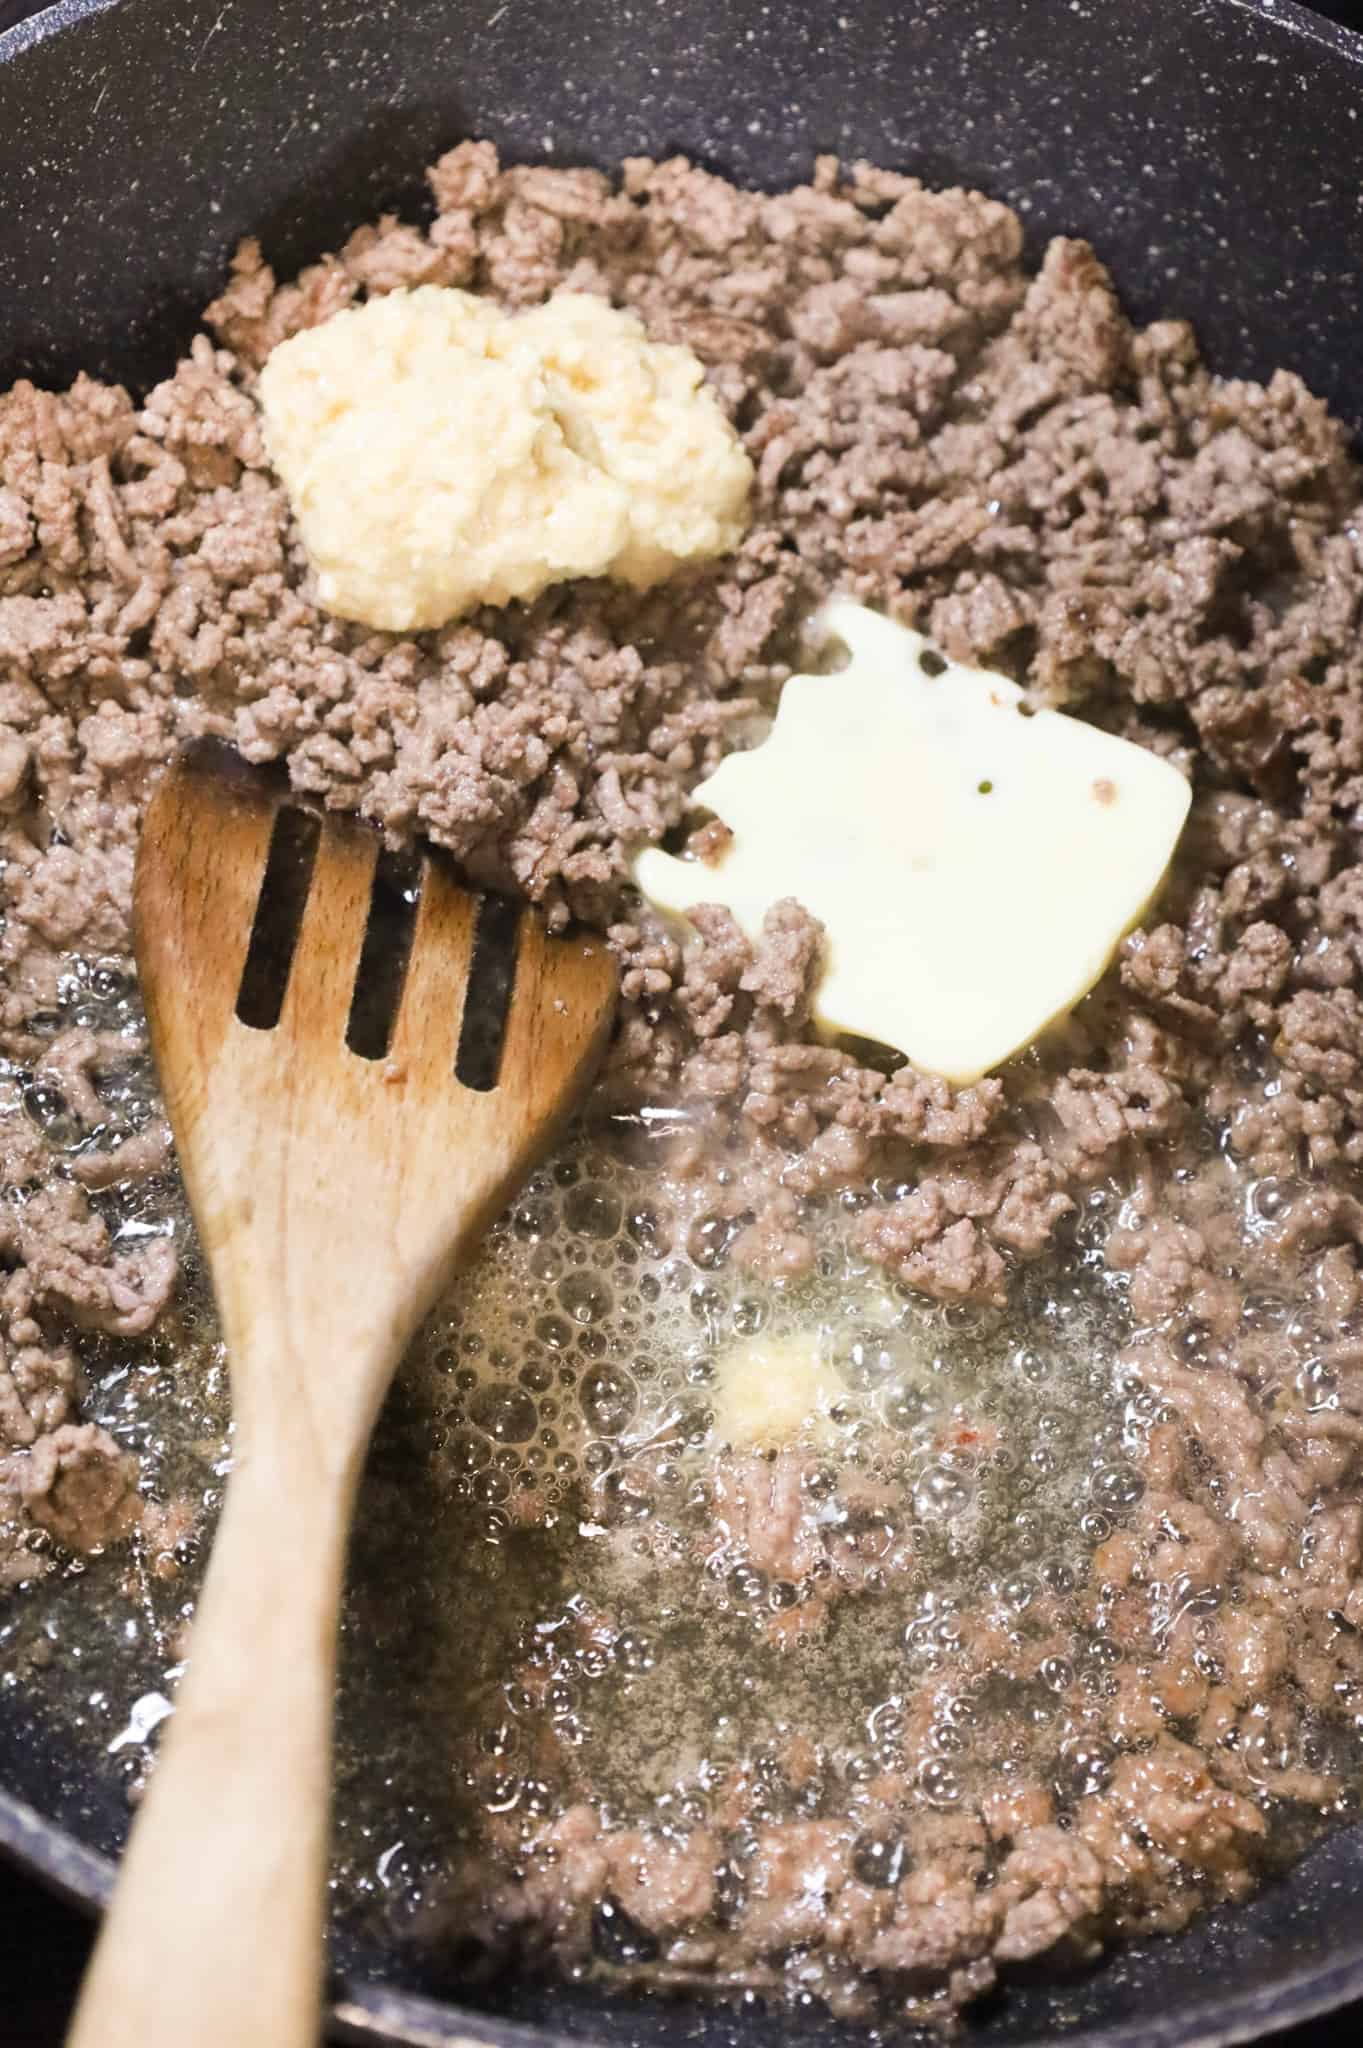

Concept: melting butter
[[710, 1329, 843, 1449], [635, 598, 1190, 1083]]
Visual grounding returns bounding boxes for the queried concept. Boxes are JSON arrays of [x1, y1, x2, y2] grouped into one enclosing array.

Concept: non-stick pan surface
[[3, 1, 1363, 2042]]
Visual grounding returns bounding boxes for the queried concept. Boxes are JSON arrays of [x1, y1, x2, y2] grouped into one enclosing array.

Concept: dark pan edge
[[0, 1784, 112, 1914], [328, 1955, 1363, 2048], [332, 1984, 609, 2048], [0, 0, 120, 60], [1222, 0, 1363, 64], [4, 0, 1363, 2043]]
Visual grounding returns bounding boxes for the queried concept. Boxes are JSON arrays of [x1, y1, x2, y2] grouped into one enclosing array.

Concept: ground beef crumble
[[5, 140, 1363, 2020]]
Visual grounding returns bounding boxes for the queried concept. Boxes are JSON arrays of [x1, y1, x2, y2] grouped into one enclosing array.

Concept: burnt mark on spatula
[[346, 847, 421, 1060], [455, 892, 521, 1093], [235, 806, 321, 1030]]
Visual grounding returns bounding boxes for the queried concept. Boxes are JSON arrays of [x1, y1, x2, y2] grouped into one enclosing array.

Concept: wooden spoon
[[68, 744, 616, 2048]]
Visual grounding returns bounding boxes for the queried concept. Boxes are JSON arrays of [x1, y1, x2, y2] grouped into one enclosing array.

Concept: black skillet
[[3, 0, 1363, 2042]]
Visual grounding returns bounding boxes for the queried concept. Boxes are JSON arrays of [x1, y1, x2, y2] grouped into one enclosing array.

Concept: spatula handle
[[67, 1430, 349, 2048]]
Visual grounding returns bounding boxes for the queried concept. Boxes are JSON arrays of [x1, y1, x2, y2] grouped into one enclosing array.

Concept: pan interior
[[4, 4, 1363, 2047]]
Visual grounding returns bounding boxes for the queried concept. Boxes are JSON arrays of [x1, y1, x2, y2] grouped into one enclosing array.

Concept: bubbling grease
[[324, 1095, 1357, 2018], [10, 977, 1356, 2020], [409, 1105, 1129, 1566], [372, 1100, 1146, 1868]]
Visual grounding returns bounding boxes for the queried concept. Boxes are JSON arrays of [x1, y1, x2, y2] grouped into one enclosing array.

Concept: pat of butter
[[711, 1330, 842, 1449], [634, 599, 1191, 1083]]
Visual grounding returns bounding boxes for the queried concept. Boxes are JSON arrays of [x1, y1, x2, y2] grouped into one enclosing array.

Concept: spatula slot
[[455, 892, 521, 1092], [235, 806, 321, 1031], [346, 848, 422, 1061]]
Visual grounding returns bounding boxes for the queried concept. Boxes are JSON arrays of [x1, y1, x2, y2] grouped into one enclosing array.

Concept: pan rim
[[0, 0, 119, 61], [3, 0, 1363, 2042], [4, 0, 1363, 84]]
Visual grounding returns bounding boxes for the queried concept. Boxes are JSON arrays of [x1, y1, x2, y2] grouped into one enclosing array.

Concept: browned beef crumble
[[4, 141, 1363, 2021]]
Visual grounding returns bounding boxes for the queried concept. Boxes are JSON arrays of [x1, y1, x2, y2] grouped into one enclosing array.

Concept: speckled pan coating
[[2, 3, 1363, 2046], [2, 0, 1363, 436]]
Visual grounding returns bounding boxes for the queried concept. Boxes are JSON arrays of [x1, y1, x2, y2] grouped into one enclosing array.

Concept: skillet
[[2, 0, 1363, 2042]]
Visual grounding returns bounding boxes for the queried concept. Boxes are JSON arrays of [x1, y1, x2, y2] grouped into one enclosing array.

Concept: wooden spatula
[[68, 743, 616, 2048]]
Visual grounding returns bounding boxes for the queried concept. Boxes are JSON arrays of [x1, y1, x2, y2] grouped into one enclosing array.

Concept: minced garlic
[[257, 286, 752, 631]]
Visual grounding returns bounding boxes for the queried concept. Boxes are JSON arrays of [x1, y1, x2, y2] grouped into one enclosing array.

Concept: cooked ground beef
[[4, 141, 1363, 2023]]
